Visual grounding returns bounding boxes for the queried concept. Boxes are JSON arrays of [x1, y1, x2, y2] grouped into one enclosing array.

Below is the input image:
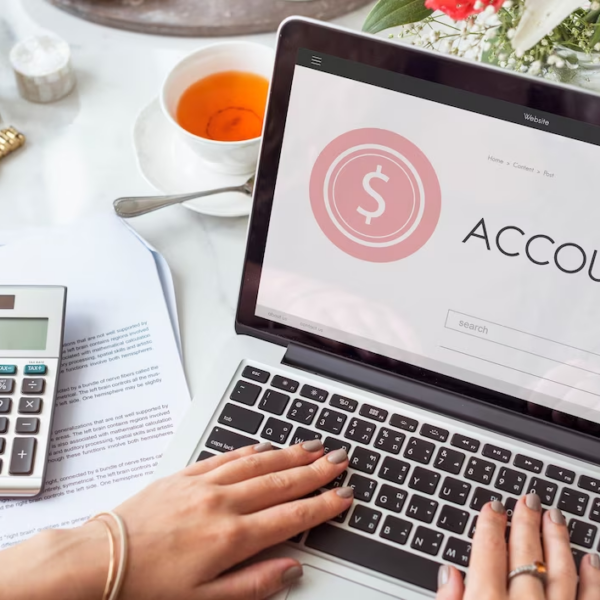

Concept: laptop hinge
[[282, 343, 600, 466]]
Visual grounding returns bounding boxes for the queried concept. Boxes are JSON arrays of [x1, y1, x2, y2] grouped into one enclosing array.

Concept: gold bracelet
[[92, 518, 115, 600]]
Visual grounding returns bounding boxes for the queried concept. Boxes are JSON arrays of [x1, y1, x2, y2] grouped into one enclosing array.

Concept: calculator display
[[0, 318, 49, 351]]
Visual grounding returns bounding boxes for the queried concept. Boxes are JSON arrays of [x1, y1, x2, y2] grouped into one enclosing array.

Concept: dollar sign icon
[[357, 165, 388, 225]]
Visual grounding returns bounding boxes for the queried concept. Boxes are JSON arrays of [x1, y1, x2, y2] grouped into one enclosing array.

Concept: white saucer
[[133, 98, 253, 218]]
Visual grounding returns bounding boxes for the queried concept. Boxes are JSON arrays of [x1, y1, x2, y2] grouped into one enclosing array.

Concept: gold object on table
[[0, 126, 26, 159]]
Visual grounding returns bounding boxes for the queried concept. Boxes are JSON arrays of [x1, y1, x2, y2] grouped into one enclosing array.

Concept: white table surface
[[0, 0, 374, 398]]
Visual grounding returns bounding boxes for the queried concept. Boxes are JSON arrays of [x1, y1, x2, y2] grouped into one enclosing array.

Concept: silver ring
[[508, 561, 547, 586]]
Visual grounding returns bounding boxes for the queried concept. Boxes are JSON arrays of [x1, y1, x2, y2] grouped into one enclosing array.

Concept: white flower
[[503, 0, 514, 7], [474, 0, 484, 9], [593, 1, 600, 9]]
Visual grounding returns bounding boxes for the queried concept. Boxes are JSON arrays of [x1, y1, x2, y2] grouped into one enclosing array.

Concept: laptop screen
[[255, 48, 600, 427]]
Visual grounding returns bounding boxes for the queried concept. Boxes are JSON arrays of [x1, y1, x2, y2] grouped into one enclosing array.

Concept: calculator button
[[24, 364, 47, 375], [16, 418, 40, 434], [0, 438, 4, 454], [0, 398, 11, 414], [0, 418, 7, 433], [0, 365, 16, 375], [19, 398, 42, 414], [22, 378, 45, 395], [0, 379, 14, 394], [9, 437, 36, 475]]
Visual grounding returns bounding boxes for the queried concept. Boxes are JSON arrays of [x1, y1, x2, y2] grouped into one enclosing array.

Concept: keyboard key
[[514, 454, 543, 474], [380, 515, 413, 545], [22, 378, 44, 395], [451, 433, 480, 453], [24, 364, 46, 375], [241, 365, 270, 384], [465, 457, 496, 485], [289, 428, 321, 446], [404, 437, 435, 465], [470, 487, 503, 511], [324, 470, 347, 490], [332, 508, 350, 524], [345, 418, 376, 445], [206, 427, 257, 453], [569, 519, 597, 549], [590, 498, 600, 523], [315, 409, 347, 435], [437, 505, 469, 535], [379, 456, 410, 485], [300, 384, 328, 403], [409, 466, 440, 495], [390, 414, 418, 432], [330, 394, 358, 413], [16, 418, 39, 434], [0, 418, 7, 433], [350, 447, 381, 475], [420, 424, 449, 443], [271, 375, 298, 393], [439, 477, 471, 506], [259, 389, 290, 415], [0, 379, 14, 394], [406, 495, 438, 523], [0, 398, 10, 414], [359, 404, 388, 423], [411, 526, 444, 556], [261, 417, 293, 444], [546, 464, 575, 485], [323, 436, 351, 455], [572, 548, 586, 572], [218, 403, 263, 434], [18, 397, 42, 414], [495, 467, 527, 496], [558, 488, 589, 517], [0, 438, 4, 454], [579, 475, 600, 494], [376, 484, 408, 513], [482, 444, 511, 463], [348, 474, 378, 502], [196, 451, 215, 461], [374, 428, 405, 455], [468, 516, 478, 539], [288, 533, 303, 543], [230, 381, 261, 406], [349, 505, 382, 534], [306, 523, 441, 592], [505, 497, 518, 522], [527, 477, 558, 506], [443, 537, 472, 567], [287, 399, 318, 425], [0, 365, 16, 375], [9, 437, 36, 475], [434, 447, 465, 475]]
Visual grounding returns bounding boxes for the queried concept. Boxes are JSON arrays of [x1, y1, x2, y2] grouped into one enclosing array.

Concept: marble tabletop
[[0, 0, 373, 397]]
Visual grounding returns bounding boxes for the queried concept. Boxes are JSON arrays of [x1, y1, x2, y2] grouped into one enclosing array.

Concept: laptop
[[156, 17, 600, 598]]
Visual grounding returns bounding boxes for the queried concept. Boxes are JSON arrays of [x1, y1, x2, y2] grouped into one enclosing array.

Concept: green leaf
[[590, 14, 600, 48], [362, 0, 433, 34]]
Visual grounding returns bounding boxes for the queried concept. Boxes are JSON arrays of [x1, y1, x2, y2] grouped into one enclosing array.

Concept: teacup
[[160, 42, 274, 175]]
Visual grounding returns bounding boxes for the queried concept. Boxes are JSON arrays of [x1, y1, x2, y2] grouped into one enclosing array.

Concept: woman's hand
[[436, 493, 600, 600]]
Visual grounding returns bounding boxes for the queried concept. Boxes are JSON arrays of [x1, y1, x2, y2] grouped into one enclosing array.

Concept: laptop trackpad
[[287, 565, 404, 599]]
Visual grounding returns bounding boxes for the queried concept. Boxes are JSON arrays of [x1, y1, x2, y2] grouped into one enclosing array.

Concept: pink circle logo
[[310, 128, 441, 262]]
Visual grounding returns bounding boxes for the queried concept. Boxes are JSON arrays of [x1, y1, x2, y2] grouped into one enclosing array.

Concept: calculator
[[0, 286, 67, 498]]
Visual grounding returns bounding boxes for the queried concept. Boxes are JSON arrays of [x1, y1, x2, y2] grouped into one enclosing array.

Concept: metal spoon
[[113, 176, 254, 218]]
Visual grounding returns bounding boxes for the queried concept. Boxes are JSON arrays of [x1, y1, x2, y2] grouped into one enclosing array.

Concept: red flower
[[424, 0, 503, 20]]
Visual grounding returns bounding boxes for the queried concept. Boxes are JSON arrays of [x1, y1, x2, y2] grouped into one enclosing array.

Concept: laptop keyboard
[[196, 363, 600, 592]]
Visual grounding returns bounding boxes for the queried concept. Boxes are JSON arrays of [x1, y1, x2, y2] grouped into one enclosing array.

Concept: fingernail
[[589, 554, 600, 570], [327, 449, 348, 464], [253, 442, 272, 453], [491, 500, 505, 514], [438, 565, 450, 589], [336, 486, 354, 499], [549, 508, 566, 525], [302, 439, 323, 452], [282, 565, 304, 585], [526, 493, 541, 512]]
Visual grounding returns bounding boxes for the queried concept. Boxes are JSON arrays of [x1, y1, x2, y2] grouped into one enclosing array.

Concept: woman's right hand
[[437, 494, 600, 600]]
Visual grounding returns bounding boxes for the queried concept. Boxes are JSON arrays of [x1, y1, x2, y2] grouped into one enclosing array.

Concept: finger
[[579, 553, 600, 600], [508, 494, 545, 600], [542, 509, 577, 600], [183, 442, 274, 476], [201, 559, 303, 600], [464, 501, 507, 600], [207, 439, 325, 486], [436, 565, 464, 600]]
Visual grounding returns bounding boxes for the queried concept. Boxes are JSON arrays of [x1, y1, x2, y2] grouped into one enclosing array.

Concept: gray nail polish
[[438, 565, 450, 589], [302, 439, 323, 452], [327, 449, 348, 464], [282, 565, 304, 585], [336, 486, 354, 499], [526, 493, 542, 512], [549, 508, 566, 525], [253, 442, 272, 453], [491, 500, 505, 514], [590, 554, 600, 570]]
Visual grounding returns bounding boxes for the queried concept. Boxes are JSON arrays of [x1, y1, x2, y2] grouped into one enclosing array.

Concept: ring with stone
[[508, 561, 547, 586]]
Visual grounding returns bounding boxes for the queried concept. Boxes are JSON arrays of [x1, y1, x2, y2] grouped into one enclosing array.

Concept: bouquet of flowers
[[363, 1, 600, 82]]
